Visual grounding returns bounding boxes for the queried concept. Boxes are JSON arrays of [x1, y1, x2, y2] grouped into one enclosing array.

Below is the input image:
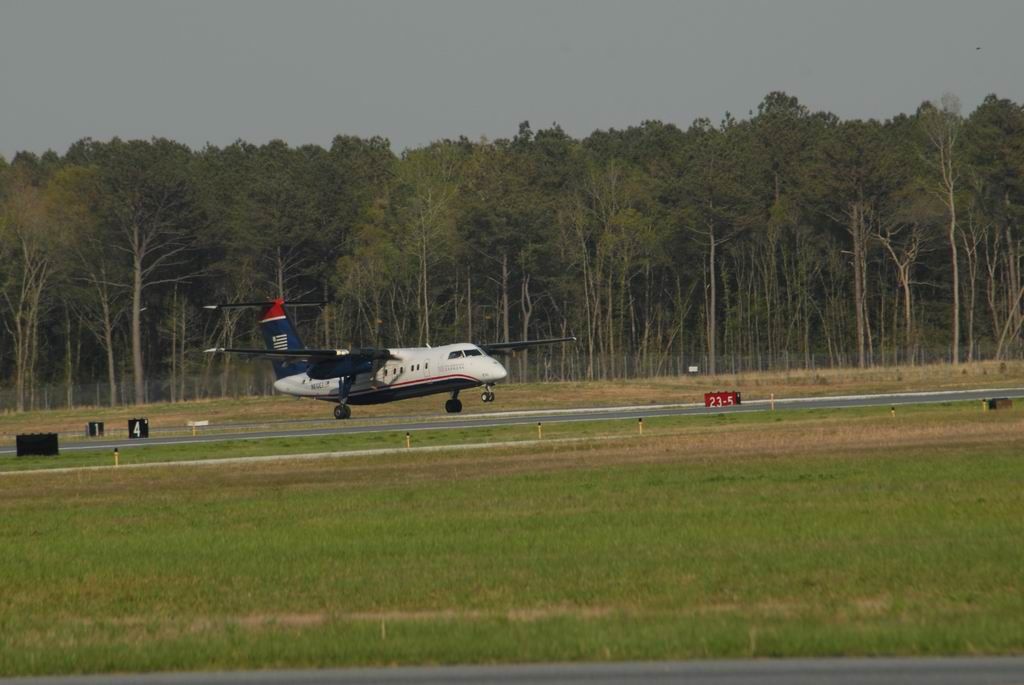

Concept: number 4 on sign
[[129, 419, 148, 439]]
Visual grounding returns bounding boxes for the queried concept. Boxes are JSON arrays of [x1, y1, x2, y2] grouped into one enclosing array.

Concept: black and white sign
[[128, 418, 149, 439]]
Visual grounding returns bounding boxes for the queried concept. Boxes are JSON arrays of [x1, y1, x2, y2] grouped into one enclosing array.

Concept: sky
[[1, 0, 1021, 159]]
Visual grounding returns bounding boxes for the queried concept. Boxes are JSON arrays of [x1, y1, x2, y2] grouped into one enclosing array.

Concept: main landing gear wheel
[[445, 398, 463, 414], [480, 391, 495, 403], [334, 404, 351, 420]]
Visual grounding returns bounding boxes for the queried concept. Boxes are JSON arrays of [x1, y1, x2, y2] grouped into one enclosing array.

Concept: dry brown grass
[[4, 404, 1018, 506]]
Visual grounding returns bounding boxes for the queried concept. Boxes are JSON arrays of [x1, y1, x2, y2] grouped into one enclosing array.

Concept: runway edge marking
[[0, 435, 616, 477]]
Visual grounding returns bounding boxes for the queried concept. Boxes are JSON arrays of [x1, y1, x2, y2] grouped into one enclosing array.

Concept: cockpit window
[[464, 349, 482, 357], [448, 350, 464, 359]]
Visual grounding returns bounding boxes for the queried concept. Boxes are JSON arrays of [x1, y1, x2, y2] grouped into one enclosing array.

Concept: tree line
[[1, 91, 1023, 410]]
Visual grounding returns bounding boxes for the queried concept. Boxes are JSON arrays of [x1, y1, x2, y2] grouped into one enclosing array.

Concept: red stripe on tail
[[260, 298, 286, 323]]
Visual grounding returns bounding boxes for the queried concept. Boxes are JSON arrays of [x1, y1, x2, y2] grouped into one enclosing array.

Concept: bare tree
[[920, 93, 964, 362], [995, 286, 1024, 359], [844, 199, 874, 368], [75, 262, 127, 406], [877, 215, 925, 362], [0, 177, 54, 410], [960, 198, 990, 361], [559, 197, 600, 379]]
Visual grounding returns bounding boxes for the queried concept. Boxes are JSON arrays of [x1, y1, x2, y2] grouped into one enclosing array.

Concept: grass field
[[1, 401, 1022, 675], [3, 359, 1024, 438]]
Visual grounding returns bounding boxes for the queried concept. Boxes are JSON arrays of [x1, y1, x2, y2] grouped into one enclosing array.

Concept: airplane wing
[[202, 301, 327, 310], [480, 336, 577, 355], [204, 347, 396, 363]]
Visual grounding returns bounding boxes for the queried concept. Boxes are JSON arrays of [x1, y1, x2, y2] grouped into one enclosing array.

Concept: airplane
[[204, 298, 575, 419]]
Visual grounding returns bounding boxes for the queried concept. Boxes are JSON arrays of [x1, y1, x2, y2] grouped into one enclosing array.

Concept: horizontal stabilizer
[[203, 300, 327, 310], [205, 347, 396, 363], [481, 336, 577, 355]]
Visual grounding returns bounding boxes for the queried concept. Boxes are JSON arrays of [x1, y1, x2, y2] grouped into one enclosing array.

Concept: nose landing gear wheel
[[445, 398, 463, 414], [481, 391, 495, 403], [334, 404, 351, 420]]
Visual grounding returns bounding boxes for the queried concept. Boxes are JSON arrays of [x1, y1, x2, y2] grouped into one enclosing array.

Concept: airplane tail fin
[[258, 299, 309, 379], [205, 298, 325, 380]]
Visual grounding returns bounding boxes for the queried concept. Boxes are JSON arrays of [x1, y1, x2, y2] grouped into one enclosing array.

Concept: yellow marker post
[[770, 393, 775, 412], [113, 448, 120, 467], [890, 406, 896, 419], [537, 422, 543, 440], [405, 432, 411, 448], [638, 417, 644, 435]]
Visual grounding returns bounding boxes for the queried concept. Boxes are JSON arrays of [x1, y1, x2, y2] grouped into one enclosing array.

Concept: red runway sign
[[704, 391, 741, 408]]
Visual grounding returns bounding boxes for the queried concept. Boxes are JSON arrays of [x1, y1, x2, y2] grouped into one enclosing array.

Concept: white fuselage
[[272, 342, 508, 404]]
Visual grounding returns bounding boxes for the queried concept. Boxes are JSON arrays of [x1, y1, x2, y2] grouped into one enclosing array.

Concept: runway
[[2, 387, 1022, 456], [6, 658, 1024, 684]]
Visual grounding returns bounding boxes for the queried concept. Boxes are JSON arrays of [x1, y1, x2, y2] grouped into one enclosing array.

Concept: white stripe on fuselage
[[272, 343, 508, 400]]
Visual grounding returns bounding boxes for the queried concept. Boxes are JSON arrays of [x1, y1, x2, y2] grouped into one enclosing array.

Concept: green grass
[[0, 403, 1022, 675]]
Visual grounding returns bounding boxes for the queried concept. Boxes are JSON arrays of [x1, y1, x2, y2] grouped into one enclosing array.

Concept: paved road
[[3, 387, 1022, 456], [6, 658, 1024, 684]]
